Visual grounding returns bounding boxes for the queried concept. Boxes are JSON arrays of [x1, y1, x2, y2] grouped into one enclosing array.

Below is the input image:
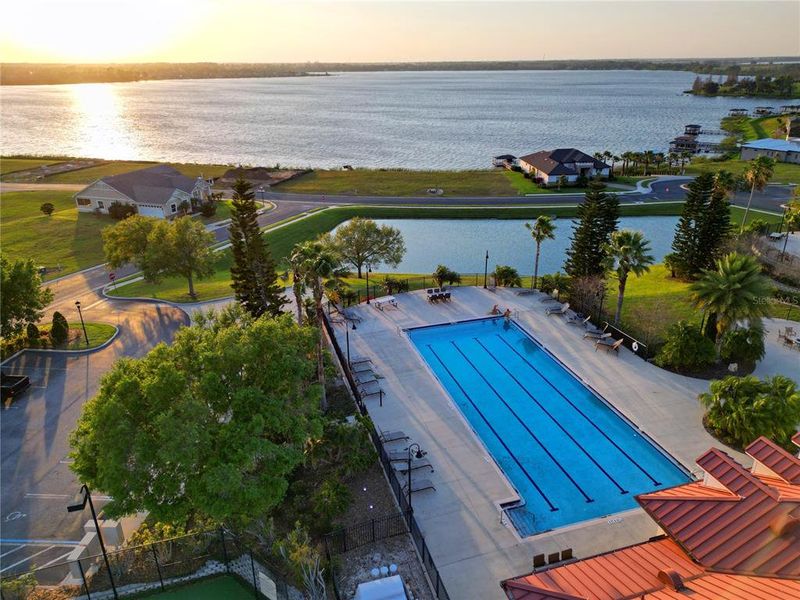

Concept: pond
[[335, 216, 679, 275]]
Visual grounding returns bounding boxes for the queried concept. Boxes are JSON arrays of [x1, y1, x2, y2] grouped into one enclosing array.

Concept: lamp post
[[68, 485, 118, 599], [345, 325, 351, 367], [779, 203, 792, 262], [483, 250, 489, 289], [75, 300, 89, 347], [365, 264, 372, 304], [406, 443, 427, 509]]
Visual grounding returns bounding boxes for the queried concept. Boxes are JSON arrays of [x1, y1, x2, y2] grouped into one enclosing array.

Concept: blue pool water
[[407, 318, 690, 536]]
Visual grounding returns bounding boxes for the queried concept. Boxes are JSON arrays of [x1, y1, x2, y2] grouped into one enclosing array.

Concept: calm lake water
[[0, 71, 779, 169], [338, 216, 680, 275]]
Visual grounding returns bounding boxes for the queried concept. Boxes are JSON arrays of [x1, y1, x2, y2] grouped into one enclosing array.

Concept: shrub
[[199, 201, 217, 217], [108, 201, 137, 220], [178, 200, 191, 214], [576, 175, 589, 188], [50, 311, 69, 346], [700, 375, 800, 450], [539, 272, 570, 296], [492, 265, 522, 287], [741, 218, 769, 235], [655, 321, 716, 373], [311, 478, 351, 531], [0, 572, 36, 600], [719, 325, 766, 367], [40, 202, 55, 216], [26, 323, 40, 346], [432, 265, 461, 288], [382, 276, 409, 295]]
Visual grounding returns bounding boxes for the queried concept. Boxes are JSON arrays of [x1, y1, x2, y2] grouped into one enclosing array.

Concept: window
[[170, 203, 177, 213], [97, 201, 105, 209], [76, 197, 91, 206]]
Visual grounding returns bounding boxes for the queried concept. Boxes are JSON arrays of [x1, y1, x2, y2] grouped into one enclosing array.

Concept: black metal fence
[[322, 314, 451, 600], [348, 272, 489, 305], [324, 511, 410, 557], [0, 529, 292, 600]]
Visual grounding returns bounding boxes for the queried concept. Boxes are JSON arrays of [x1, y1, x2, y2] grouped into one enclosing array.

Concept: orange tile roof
[[637, 437, 800, 578]]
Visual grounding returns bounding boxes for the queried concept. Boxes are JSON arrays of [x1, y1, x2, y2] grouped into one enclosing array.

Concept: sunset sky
[[1, 1, 798, 64]]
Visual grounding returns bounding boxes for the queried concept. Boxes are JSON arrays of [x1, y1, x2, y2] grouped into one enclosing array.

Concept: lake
[[334, 216, 679, 275], [0, 71, 779, 169]]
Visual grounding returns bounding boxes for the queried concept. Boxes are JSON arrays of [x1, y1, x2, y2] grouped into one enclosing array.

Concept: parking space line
[[24, 493, 70, 499], [37, 550, 75, 569], [0, 539, 81, 546], [0, 545, 55, 573], [0, 545, 24, 558]]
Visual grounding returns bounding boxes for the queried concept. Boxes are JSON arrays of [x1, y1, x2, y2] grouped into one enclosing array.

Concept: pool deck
[[332, 287, 741, 600]]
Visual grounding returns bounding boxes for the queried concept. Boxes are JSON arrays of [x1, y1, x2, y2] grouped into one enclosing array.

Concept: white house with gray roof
[[74, 165, 211, 219]]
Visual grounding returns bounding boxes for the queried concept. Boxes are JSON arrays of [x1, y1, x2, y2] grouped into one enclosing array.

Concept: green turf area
[[137, 576, 253, 599], [196, 200, 234, 224], [685, 157, 800, 183], [40, 161, 231, 184], [273, 169, 523, 196], [36, 322, 117, 350], [0, 190, 114, 278], [0, 157, 59, 175]]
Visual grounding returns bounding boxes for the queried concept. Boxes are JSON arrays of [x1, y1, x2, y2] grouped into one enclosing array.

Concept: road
[[0, 300, 188, 577]]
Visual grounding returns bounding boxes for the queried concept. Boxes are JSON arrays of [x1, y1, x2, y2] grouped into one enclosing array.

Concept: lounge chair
[[564, 313, 590, 326], [595, 338, 624, 354], [388, 449, 435, 462], [380, 429, 409, 443], [350, 356, 371, 366], [540, 289, 560, 303], [354, 370, 378, 385], [351, 361, 373, 373], [403, 478, 436, 494], [546, 302, 570, 316], [393, 460, 433, 474], [342, 308, 362, 323], [358, 380, 384, 398]]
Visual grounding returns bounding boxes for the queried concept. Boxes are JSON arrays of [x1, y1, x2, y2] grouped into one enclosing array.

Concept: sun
[[2, 0, 203, 62]]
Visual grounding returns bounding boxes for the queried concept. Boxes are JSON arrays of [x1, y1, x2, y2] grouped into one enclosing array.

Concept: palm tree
[[602, 230, 654, 324], [689, 252, 772, 350], [680, 151, 692, 174], [641, 150, 656, 176], [611, 155, 621, 178], [740, 156, 776, 233], [525, 216, 556, 290], [712, 169, 738, 197], [289, 247, 308, 325]]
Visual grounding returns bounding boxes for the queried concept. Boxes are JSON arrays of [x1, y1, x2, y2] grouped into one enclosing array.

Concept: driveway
[[0, 300, 188, 577]]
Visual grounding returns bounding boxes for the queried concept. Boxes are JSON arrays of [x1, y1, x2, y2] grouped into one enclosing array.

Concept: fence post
[[249, 552, 259, 598], [371, 519, 376, 543], [151, 544, 165, 591], [220, 528, 231, 573], [77, 559, 92, 600]]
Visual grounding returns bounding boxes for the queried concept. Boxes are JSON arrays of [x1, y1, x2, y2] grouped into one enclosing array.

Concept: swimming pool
[[407, 318, 691, 536]]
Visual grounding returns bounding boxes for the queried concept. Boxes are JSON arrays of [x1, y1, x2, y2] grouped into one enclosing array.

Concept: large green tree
[[669, 173, 731, 278], [69, 306, 322, 525], [330, 217, 405, 278], [689, 252, 772, 348], [740, 156, 776, 233], [602, 230, 654, 324], [525, 216, 556, 290], [564, 182, 619, 278], [0, 257, 54, 339], [228, 178, 285, 318], [103, 215, 216, 299]]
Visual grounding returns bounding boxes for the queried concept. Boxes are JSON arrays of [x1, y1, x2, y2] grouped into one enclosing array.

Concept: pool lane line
[[473, 338, 628, 495], [425, 344, 559, 512], [448, 341, 594, 504], [495, 334, 662, 486]]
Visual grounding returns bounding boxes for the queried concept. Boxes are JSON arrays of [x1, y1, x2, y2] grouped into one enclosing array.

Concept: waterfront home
[[74, 165, 211, 219], [741, 138, 800, 163], [517, 148, 610, 184], [501, 434, 800, 599]]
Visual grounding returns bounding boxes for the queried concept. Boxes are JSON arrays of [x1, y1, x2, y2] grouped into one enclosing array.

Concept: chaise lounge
[[595, 337, 624, 355], [545, 302, 570, 316], [403, 478, 436, 495]]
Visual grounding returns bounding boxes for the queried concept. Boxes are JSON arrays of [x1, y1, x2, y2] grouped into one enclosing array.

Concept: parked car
[[1, 373, 31, 401]]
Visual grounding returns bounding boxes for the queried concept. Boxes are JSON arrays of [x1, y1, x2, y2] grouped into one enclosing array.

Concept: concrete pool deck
[[332, 287, 741, 600]]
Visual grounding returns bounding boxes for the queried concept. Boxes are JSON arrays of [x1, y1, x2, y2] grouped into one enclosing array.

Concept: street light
[[406, 443, 427, 509], [75, 300, 89, 347], [68, 485, 118, 599], [365, 263, 372, 304], [345, 325, 351, 367], [483, 251, 489, 289]]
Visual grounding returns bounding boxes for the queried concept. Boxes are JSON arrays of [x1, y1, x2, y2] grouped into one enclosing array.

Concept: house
[[74, 165, 211, 219], [501, 435, 800, 600], [517, 148, 610, 185], [740, 138, 800, 163]]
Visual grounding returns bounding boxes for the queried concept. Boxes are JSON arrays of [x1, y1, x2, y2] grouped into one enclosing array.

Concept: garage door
[[138, 206, 163, 218]]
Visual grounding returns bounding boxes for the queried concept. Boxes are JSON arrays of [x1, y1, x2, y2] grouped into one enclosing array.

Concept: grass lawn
[[36, 322, 117, 350], [196, 200, 234, 224], [0, 157, 58, 175], [135, 576, 253, 600], [0, 190, 114, 278], [274, 169, 520, 196], [41, 161, 231, 184], [685, 158, 800, 183]]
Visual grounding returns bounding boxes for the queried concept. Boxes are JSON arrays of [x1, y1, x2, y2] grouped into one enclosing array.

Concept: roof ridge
[[746, 436, 800, 485], [697, 448, 780, 500], [503, 580, 585, 599]]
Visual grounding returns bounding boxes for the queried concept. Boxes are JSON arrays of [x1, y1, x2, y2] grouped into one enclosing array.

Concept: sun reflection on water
[[69, 84, 139, 159]]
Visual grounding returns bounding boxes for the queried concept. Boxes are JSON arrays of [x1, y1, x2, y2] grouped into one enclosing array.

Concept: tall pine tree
[[229, 178, 286, 318], [564, 182, 620, 278], [669, 173, 730, 278]]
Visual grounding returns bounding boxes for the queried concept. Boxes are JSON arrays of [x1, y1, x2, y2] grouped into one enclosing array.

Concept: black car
[[1, 373, 31, 401]]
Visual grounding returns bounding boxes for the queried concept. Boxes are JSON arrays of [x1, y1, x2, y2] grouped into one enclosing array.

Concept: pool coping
[[403, 315, 693, 540]]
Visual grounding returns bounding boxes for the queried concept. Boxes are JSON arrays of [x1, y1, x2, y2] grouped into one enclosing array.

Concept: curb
[[1, 325, 121, 366], [100, 285, 231, 316]]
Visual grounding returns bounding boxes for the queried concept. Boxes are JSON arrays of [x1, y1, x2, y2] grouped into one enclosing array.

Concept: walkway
[[333, 287, 734, 600]]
